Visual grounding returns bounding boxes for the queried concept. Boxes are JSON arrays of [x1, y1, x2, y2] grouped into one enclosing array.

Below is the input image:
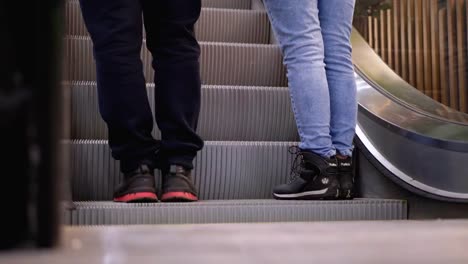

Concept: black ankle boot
[[273, 148, 340, 200], [337, 156, 355, 199]]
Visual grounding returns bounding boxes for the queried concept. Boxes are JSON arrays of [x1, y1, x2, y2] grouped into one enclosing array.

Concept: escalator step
[[65, 2, 270, 44], [202, 0, 252, 9], [69, 140, 296, 201], [65, 0, 252, 10], [63, 37, 287, 87], [196, 8, 270, 44], [64, 199, 408, 225], [69, 82, 298, 141]]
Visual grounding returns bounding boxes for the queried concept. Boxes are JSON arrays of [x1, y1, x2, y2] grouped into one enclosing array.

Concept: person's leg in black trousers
[[142, 0, 204, 202], [79, 0, 203, 203], [79, 0, 160, 202]]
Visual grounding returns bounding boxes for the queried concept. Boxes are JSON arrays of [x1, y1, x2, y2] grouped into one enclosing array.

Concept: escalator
[[61, 0, 468, 225], [3, 0, 468, 254], [352, 29, 468, 202]]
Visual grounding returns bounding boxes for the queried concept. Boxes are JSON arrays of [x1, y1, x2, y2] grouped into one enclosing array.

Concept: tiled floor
[[1, 220, 468, 264]]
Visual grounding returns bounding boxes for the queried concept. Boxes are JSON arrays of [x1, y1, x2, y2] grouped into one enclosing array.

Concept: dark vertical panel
[[415, 0, 425, 93], [431, 0, 441, 102], [381, 10, 388, 62], [387, 9, 394, 69], [400, 0, 408, 81], [374, 17, 380, 55], [439, 8, 450, 106], [368, 16, 374, 49], [1, 0, 62, 249], [456, 0, 467, 112], [393, 0, 401, 75], [422, 0, 433, 98], [407, 0, 416, 87], [447, 0, 459, 110]]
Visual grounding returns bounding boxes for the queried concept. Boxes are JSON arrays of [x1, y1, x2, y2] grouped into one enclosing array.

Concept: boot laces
[[288, 146, 304, 183]]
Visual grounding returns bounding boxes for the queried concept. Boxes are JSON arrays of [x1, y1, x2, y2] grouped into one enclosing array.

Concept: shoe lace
[[288, 146, 304, 183]]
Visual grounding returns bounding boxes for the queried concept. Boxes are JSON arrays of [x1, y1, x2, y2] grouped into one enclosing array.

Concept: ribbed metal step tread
[[70, 140, 296, 201], [70, 82, 298, 141], [196, 8, 270, 43], [63, 37, 287, 87], [202, 0, 252, 9], [64, 199, 408, 225], [65, 2, 270, 44], [65, 0, 252, 10]]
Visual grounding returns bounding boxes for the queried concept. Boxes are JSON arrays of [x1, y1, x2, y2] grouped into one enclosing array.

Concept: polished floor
[[1, 220, 468, 264]]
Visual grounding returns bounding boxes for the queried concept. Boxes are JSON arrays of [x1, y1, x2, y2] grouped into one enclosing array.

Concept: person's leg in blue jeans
[[320, 0, 357, 198], [263, 0, 357, 200], [320, 0, 357, 158], [264, 0, 333, 158]]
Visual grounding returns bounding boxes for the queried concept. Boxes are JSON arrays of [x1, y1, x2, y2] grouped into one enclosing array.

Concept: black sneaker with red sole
[[161, 165, 198, 202], [113, 164, 158, 203]]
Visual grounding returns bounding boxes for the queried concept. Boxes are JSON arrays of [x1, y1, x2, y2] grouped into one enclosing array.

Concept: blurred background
[[354, 0, 467, 114]]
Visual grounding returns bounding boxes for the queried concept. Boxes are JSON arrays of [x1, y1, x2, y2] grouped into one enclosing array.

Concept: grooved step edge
[[65, 0, 252, 9], [69, 82, 298, 141], [64, 199, 408, 225], [201, 0, 252, 9], [63, 37, 287, 87], [65, 2, 271, 44], [70, 140, 297, 201]]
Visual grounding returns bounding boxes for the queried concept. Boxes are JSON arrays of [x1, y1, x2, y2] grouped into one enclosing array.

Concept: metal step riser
[[65, 2, 270, 44], [63, 37, 287, 87], [71, 82, 298, 141], [196, 8, 270, 44], [64, 200, 408, 225], [65, 0, 253, 10], [70, 140, 296, 201], [201, 0, 252, 9]]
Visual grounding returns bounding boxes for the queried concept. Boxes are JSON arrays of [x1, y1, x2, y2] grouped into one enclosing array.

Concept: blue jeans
[[263, 0, 357, 158]]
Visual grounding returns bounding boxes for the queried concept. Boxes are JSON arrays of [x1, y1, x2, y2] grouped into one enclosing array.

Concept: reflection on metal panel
[[354, 0, 468, 113], [352, 28, 468, 125], [353, 28, 468, 201]]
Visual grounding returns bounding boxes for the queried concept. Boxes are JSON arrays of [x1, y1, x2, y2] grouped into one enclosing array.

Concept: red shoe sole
[[114, 192, 158, 203], [161, 192, 198, 202]]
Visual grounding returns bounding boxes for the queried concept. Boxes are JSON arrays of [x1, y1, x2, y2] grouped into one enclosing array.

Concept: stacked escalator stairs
[[63, 0, 407, 225]]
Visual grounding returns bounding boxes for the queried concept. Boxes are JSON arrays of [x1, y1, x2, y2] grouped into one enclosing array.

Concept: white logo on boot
[[322, 177, 329, 185]]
